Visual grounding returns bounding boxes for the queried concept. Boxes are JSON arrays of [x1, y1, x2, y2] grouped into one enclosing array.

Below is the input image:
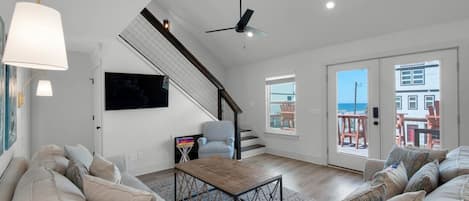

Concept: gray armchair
[[197, 121, 235, 159]]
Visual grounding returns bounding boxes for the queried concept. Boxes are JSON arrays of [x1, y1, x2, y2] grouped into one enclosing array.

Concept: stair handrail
[[139, 8, 243, 159]]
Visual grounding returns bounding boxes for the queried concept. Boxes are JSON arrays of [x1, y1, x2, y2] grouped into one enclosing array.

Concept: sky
[[337, 69, 368, 104]]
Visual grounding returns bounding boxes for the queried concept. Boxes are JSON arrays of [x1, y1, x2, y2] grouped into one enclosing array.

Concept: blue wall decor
[[5, 65, 16, 150]]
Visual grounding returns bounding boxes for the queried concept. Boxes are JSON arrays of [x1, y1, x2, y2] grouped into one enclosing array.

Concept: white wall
[[31, 51, 95, 153], [101, 39, 216, 176], [0, 0, 32, 176], [226, 19, 469, 164], [146, 1, 227, 83]]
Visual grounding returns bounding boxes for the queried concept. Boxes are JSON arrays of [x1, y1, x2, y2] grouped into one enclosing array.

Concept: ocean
[[338, 103, 368, 114]]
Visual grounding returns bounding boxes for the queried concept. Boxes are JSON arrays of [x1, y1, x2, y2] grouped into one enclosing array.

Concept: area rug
[[143, 175, 314, 201]]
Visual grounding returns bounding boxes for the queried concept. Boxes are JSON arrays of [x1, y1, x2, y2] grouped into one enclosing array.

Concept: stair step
[[241, 136, 261, 147], [240, 129, 253, 138], [241, 136, 258, 141], [241, 144, 266, 152], [241, 144, 266, 159]]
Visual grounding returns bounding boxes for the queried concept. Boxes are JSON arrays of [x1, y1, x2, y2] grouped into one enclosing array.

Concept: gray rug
[[144, 175, 313, 201]]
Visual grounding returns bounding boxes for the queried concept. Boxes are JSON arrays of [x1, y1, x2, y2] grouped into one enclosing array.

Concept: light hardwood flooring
[[138, 154, 364, 201]]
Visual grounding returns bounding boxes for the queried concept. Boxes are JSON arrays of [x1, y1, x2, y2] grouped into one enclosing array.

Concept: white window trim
[[408, 95, 418, 110], [400, 69, 425, 86], [424, 95, 435, 110], [396, 96, 402, 110], [265, 75, 297, 136]]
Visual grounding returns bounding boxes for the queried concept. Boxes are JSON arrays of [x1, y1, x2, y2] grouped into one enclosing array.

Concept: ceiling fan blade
[[236, 9, 254, 32], [205, 27, 236, 33], [245, 26, 267, 37]]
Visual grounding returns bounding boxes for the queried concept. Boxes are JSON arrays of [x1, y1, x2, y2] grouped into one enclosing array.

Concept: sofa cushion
[[83, 175, 153, 201], [424, 174, 469, 201], [372, 162, 408, 199], [385, 145, 430, 178], [66, 159, 90, 190], [12, 166, 85, 201], [121, 173, 164, 201], [90, 155, 121, 184], [405, 146, 448, 163], [404, 160, 439, 193], [65, 144, 94, 169], [439, 146, 469, 183], [30, 154, 69, 175], [0, 158, 28, 201], [342, 182, 386, 201], [387, 191, 425, 201]]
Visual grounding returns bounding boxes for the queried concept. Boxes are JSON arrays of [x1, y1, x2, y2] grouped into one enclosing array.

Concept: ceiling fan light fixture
[[246, 31, 254, 38], [326, 1, 336, 10]]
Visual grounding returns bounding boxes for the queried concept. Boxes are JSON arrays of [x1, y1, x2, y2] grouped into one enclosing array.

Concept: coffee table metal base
[[174, 170, 283, 201]]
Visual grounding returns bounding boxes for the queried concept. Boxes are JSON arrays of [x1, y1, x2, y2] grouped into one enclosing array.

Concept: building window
[[265, 75, 296, 135], [424, 95, 435, 110], [408, 95, 418, 110], [400, 69, 425, 86], [395, 96, 402, 110]]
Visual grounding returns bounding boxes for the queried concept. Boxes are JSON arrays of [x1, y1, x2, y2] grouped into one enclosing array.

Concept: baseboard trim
[[265, 148, 327, 165]]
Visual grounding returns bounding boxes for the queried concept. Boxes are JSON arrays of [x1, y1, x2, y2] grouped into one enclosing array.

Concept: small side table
[[176, 143, 194, 163]]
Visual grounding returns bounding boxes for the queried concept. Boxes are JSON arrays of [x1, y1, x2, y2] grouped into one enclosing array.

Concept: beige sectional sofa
[[0, 145, 165, 201], [362, 146, 469, 200]]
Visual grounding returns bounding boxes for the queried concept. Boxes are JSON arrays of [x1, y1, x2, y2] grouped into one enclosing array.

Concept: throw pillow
[[387, 191, 426, 201], [12, 166, 86, 201], [439, 146, 469, 183], [65, 144, 94, 169], [342, 182, 386, 201], [83, 175, 153, 201], [66, 159, 90, 189], [406, 146, 448, 163], [372, 161, 408, 199], [90, 155, 122, 184], [384, 145, 430, 177], [405, 160, 439, 193], [30, 155, 69, 175]]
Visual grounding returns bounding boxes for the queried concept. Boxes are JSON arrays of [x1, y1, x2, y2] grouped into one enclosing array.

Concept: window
[[265, 75, 296, 135], [424, 95, 435, 110], [408, 95, 418, 110], [395, 96, 402, 110], [400, 69, 425, 85]]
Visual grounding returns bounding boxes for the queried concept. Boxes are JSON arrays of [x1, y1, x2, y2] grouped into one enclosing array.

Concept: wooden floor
[[139, 154, 364, 201]]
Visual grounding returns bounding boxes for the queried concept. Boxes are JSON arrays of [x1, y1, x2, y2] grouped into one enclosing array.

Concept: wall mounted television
[[105, 72, 169, 110]]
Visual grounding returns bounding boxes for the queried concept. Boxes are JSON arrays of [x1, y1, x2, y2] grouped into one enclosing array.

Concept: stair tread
[[241, 144, 266, 152], [241, 136, 258, 141]]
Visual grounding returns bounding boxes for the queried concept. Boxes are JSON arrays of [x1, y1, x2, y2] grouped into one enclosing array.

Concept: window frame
[[424, 95, 436, 110], [400, 68, 425, 86], [265, 75, 297, 136], [408, 95, 418, 110], [395, 96, 402, 110]]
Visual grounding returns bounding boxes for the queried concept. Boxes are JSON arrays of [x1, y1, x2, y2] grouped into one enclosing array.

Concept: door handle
[[373, 121, 379, 126], [96, 126, 101, 130]]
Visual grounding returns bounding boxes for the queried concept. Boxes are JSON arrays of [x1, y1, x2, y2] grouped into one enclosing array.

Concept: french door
[[327, 49, 459, 171]]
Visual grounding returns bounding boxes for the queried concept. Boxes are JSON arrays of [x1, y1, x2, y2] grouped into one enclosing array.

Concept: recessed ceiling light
[[246, 31, 254, 38], [326, 1, 336, 10]]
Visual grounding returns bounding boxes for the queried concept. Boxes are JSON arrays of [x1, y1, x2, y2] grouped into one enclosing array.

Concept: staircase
[[240, 129, 266, 158], [120, 8, 253, 159]]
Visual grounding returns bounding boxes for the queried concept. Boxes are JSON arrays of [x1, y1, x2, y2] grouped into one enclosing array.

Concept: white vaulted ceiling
[[1, 0, 151, 52], [152, 0, 469, 67]]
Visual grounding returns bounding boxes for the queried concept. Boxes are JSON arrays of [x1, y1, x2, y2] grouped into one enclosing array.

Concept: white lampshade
[[2, 2, 68, 70], [36, 80, 53, 96]]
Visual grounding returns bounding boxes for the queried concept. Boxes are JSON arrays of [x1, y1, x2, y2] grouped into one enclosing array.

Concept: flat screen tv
[[105, 72, 169, 110]]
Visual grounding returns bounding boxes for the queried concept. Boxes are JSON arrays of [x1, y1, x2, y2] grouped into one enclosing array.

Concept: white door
[[380, 49, 459, 159], [93, 66, 104, 155], [327, 60, 381, 171], [327, 49, 459, 171]]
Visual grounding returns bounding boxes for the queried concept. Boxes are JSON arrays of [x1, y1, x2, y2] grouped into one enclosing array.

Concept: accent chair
[[197, 121, 235, 159]]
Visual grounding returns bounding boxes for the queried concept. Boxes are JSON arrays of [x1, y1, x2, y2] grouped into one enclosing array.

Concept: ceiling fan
[[205, 0, 266, 38]]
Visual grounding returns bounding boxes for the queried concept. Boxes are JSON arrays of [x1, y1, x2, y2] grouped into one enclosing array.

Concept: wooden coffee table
[[174, 157, 283, 201]]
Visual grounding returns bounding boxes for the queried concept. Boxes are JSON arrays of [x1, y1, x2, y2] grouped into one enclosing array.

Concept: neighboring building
[[395, 60, 440, 143]]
